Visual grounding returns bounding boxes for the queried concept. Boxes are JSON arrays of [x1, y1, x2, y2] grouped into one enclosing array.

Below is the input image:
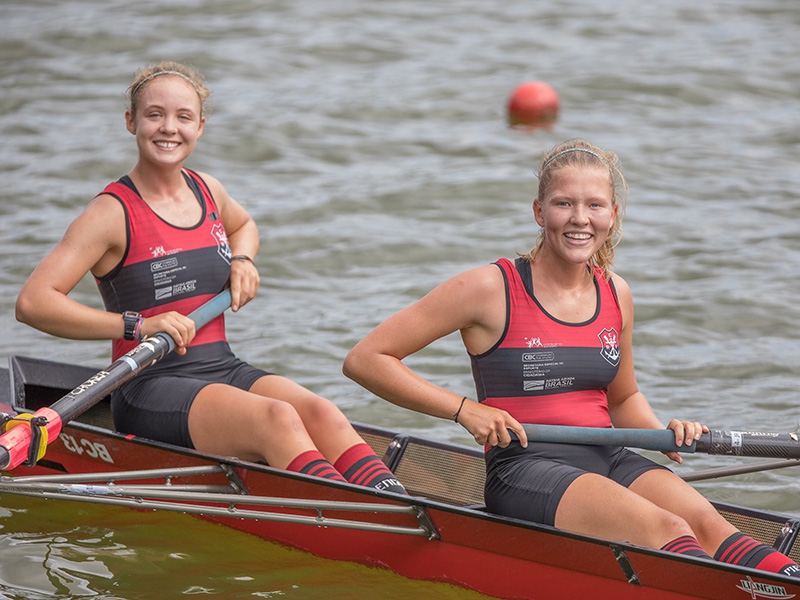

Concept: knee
[[264, 400, 305, 432], [683, 505, 737, 546], [303, 395, 350, 428], [652, 510, 694, 544]]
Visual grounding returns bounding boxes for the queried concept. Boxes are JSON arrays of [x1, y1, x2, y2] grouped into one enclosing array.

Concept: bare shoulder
[[609, 272, 631, 296], [441, 262, 505, 297], [71, 194, 126, 238], [609, 272, 634, 323], [192, 170, 228, 200]]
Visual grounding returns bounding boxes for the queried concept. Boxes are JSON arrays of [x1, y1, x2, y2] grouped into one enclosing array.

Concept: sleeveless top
[[95, 169, 231, 360], [469, 257, 622, 427]]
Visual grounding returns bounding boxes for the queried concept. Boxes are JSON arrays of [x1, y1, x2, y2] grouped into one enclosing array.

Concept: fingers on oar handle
[[157, 289, 233, 352]]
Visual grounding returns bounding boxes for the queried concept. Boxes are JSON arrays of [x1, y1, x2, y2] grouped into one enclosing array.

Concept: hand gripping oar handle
[[0, 290, 232, 471], [520, 424, 800, 459]]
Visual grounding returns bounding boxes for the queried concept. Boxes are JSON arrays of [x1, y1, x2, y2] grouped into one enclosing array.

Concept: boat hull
[[3, 355, 800, 600]]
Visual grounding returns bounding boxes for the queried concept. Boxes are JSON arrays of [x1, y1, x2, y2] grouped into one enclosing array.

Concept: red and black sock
[[661, 535, 713, 559], [714, 532, 800, 578], [334, 443, 408, 495], [286, 450, 346, 482]]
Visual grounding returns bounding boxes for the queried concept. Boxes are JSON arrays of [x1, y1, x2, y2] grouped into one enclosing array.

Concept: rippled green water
[[2, 0, 800, 597]]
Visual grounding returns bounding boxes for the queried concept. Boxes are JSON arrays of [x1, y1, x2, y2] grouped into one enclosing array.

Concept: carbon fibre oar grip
[[695, 430, 800, 459]]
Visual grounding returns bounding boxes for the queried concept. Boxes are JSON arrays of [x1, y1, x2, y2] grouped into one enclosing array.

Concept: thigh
[[555, 471, 689, 548], [187, 382, 315, 465], [628, 468, 737, 549], [485, 452, 584, 525], [606, 447, 670, 487], [111, 376, 204, 448], [248, 375, 361, 448]]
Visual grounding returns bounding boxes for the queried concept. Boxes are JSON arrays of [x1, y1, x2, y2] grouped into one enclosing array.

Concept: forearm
[[16, 286, 123, 341], [343, 350, 466, 420], [228, 216, 259, 261]]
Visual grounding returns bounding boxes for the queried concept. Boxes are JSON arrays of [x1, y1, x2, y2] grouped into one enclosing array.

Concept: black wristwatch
[[122, 311, 140, 341]]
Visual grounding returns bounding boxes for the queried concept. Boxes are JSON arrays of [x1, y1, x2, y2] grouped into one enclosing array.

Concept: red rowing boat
[[2, 354, 799, 600]]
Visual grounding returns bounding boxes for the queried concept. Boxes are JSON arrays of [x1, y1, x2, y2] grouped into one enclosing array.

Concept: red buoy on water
[[507, 81, 560, 128]]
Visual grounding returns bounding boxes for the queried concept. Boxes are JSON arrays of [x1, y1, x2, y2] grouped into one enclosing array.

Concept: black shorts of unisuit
[[110, 342, 272, 449], [484, 440, 670, 526]]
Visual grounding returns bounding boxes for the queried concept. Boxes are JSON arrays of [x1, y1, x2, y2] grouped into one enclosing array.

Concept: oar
[[0, 290, 232, 471], [520, 424, 800, 459]]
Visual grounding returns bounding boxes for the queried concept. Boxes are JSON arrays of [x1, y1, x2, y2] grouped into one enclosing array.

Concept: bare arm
[[344, 264, 528, 448], [201, 172, 260, 312], [16, 195, 128, 339], [606, 274, 705, 463], [16, 194, 197, 351]]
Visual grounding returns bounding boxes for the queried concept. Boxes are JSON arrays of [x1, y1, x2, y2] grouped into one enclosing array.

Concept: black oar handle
[[698, 430, 800, 459], [519, 424, 800, 459]]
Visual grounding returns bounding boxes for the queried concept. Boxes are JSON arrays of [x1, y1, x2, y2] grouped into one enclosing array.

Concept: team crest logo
[[211, 223, 232, 264], [598, 328, 620, 366]]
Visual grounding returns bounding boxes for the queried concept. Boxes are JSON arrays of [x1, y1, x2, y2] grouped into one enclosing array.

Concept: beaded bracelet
[[133, 316, 145, 343]]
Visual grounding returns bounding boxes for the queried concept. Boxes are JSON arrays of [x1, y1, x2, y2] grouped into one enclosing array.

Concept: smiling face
[[533, 164, 618, 268], [125, 75, 205, 168]]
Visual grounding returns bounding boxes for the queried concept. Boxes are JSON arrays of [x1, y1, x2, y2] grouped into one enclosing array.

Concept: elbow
[[15, 287, 49, 330], [342, 350, 360, 383], [15, 291, 35, 326], [342, 344, 372, 386]]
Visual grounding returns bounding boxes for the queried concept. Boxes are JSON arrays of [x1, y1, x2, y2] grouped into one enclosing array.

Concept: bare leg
[[187, 381, 317, 468], [247, 375, 365, 463], [187, 375, 365, 468], [628, 469, 737, 554], [554, 472, 697, 549]]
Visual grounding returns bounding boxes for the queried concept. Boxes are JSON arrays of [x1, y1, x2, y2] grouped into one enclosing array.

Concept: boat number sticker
[[59, 433, 114, 464]]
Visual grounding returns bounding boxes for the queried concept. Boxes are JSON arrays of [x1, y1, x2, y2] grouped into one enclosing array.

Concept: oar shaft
[[520, 424, 800, 459], [0, 290, 232, 471], [521, 424, 693, 453]]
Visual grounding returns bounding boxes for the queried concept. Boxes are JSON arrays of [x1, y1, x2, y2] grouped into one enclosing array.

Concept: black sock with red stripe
[[661, 535, 713, 559], [714, 532, 800, 578], [334, 443, 408, 494], [286, 450, 347, 482]]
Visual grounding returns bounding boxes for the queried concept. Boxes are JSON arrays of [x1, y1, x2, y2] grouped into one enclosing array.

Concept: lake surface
[[1, 0, 800, 597]]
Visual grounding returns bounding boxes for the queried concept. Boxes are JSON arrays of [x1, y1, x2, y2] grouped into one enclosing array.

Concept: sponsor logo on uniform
[[173, 280, 196, 295], [151, 257, 179, 272], [525, 336, 543, 348], [522, 352, 555, 362], [523, 380, 545, 391], [544, 377, 575, 390], [598, 327, 620, 366]]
